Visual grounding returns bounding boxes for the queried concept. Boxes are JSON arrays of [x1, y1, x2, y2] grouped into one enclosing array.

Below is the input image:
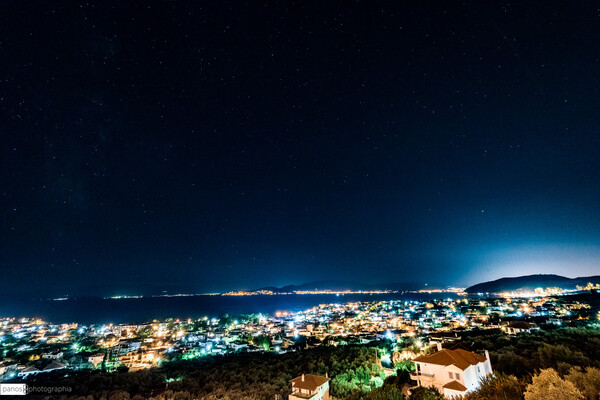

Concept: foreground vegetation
[[19, 326, 600, 399]]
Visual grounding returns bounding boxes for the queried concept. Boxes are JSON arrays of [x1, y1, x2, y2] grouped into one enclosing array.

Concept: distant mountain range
[[259, 275, 600, 295], [23, 274, 600, 299], [465, 274, 600, 294], [255, 280, 440, 293]]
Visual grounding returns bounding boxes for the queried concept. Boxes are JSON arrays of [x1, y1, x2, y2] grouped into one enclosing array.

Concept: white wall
[[416, 360, 492, 393]]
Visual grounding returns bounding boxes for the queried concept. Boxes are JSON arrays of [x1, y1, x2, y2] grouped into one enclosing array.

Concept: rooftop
[[443, 380, 468, 392], [290, 374, 330, 392], [413, 348, 486, 370]]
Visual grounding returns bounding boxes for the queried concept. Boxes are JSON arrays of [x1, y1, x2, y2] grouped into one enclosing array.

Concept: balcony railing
[[289, 389, 317, 399], [410, 372, 435, 381]]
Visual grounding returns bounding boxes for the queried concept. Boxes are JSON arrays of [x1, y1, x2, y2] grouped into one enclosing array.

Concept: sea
[[0, 292, 461, 325]]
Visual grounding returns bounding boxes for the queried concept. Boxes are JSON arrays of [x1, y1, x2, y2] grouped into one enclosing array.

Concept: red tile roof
[[443, 380, 467, 392], [290, 374, 330, 391], [413, 348, 486, 370], [507, 321, 537, 329]]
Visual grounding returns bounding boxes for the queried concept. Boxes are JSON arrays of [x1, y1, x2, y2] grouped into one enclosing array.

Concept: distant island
[[465, 274, 600, 294], [33, 275, 600, 300]]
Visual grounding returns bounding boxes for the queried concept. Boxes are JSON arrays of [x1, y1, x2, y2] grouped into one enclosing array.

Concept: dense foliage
[[330, 363, 386, 398], [467, 326, 600, 376], [23, 345, 377, 399], [461, 327, 600, 400], [17, 326, 600, 399]]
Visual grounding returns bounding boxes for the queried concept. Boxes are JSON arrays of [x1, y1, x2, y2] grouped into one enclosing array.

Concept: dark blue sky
[[1, 1, 600, 296]]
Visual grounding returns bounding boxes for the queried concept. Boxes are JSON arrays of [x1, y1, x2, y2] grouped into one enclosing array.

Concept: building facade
[[411, 346, 493, 398], [289, 373, 330, 400]]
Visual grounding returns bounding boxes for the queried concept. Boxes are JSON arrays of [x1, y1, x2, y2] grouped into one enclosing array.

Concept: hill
[[465, 274, 600, 293]]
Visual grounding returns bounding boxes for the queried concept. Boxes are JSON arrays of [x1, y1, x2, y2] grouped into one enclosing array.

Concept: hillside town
[[1, 292, 596, 388]]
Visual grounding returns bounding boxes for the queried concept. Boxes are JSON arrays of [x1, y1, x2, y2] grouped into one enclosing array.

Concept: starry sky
[[1, 1, 600, 296]]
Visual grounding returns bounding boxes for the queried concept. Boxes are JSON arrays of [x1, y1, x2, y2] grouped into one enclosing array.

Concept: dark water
[[0, 293, 459, 325]]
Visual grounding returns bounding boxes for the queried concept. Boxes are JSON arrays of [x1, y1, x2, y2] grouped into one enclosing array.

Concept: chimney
[[485, 350, 490, 360], [302, 374, 305, 382], [436, 342, 442, 352], [325, 372, 328, 378]]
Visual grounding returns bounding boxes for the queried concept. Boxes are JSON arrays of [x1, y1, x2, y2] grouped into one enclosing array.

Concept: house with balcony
[[289, 373, 330, 400], [411, 345, 492, 398]]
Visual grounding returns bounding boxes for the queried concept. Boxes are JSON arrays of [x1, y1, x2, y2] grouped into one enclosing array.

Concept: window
[[448, 372, 454, 379], [455, 373, 460, 380]]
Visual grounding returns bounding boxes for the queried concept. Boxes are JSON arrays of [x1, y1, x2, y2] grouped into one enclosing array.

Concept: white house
[[289, 373, 330, 400], [411, 345, 493, 398], [229, 341, 249, 351], [502, 321, 539, 335], [88, 353, 105, 368], [19, 366, 40, 377], [41, 351, 63, 360]]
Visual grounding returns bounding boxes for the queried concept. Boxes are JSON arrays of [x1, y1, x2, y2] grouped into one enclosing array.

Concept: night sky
[[2, 2, 600, 296]]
